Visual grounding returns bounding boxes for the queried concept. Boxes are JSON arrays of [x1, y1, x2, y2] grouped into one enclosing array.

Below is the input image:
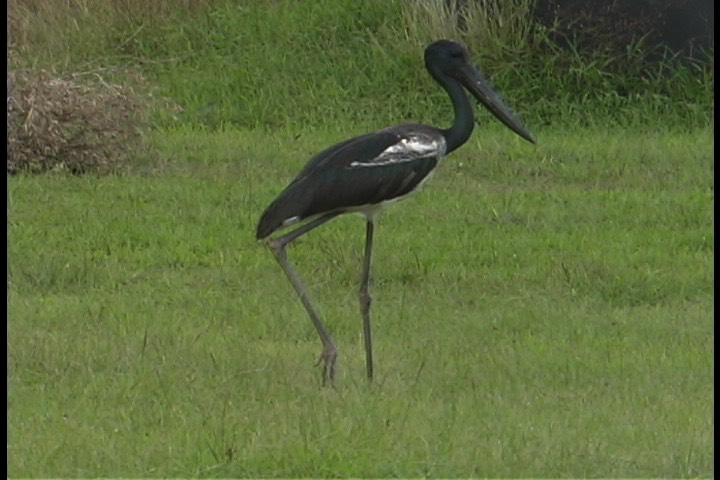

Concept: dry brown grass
[[7, 68, 155, 174], [401, 0, 537, 63]]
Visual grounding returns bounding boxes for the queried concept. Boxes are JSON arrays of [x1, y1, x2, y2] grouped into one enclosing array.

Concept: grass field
[[9, 125, 713, 477], [8, 0, 715, 476]]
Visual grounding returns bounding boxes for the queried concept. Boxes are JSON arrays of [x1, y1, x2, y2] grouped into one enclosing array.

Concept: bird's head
[[425, 40, 535, 144]]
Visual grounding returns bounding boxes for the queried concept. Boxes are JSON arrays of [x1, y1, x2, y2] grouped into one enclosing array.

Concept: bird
[[256, 39, 535, 386]]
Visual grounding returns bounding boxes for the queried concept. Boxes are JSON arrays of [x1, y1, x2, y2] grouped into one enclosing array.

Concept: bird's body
[[256, 40, 535, 385], [256, 125, 445, 239]]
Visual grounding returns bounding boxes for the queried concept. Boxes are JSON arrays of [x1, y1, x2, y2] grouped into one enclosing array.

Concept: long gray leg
[[359, 219, 375, 381], [267, 211, 342, 385]]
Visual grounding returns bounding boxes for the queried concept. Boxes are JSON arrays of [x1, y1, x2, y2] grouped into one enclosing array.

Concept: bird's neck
[[439, 77, 474, 154]]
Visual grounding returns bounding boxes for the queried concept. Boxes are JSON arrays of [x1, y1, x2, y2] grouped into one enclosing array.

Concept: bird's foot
[[315, 344, 338, 386]]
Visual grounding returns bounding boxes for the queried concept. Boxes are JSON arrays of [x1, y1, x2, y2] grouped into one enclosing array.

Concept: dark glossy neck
[[435, 73, 475, 154]]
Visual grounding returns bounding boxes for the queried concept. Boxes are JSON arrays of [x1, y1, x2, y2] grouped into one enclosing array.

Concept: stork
[[256, 39, 535, 385]]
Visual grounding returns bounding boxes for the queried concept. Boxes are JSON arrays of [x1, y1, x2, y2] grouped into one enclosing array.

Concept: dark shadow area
[[533, 0, 713, 63]]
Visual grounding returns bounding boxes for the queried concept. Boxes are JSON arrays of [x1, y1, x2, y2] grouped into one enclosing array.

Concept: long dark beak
[[456, 64, 536, 144]]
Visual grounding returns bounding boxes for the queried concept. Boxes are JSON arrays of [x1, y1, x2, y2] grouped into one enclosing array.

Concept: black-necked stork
[[256, 39, 535, 385]]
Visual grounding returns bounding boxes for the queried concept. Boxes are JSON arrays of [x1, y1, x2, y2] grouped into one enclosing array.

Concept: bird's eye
[[450, 51, 464, 59]]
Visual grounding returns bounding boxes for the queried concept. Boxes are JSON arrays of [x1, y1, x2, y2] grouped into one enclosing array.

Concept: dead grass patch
[[8, 68, 156, 174]]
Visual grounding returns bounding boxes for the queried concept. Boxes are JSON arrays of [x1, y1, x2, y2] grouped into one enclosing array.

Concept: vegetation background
[[8, 0, 713, 477]]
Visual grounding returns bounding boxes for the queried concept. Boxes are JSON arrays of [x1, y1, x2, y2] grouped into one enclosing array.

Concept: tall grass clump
[[7, 68, 158, 174], [401, 0, 536, 64], [505, 34, 714, 129]]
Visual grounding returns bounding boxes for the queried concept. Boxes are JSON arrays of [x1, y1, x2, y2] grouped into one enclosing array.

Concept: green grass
[[7, 0, 715, 476], [9, 125, 713, 477], [10, 0, 713, 132]]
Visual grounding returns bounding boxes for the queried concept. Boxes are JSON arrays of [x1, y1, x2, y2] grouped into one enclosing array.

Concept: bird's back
[[256, 124, 446, 240]]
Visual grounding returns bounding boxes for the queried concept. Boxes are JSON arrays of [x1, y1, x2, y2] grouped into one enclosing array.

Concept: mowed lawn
[[9, 126, 713, 477]]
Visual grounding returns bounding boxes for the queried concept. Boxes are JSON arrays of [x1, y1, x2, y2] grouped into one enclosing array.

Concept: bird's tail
[[256, 185, 310, 240]]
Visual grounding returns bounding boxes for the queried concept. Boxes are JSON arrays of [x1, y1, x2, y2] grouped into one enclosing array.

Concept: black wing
[[256, 126, 445, 239]]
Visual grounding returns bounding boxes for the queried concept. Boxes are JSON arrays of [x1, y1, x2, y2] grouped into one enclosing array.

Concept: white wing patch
[[349, 134, 446, 168], [281, 215, 302, 227]]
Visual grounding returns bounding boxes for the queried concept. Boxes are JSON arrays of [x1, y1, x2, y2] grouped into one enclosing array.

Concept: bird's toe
[[315, 345, 338, 386]]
